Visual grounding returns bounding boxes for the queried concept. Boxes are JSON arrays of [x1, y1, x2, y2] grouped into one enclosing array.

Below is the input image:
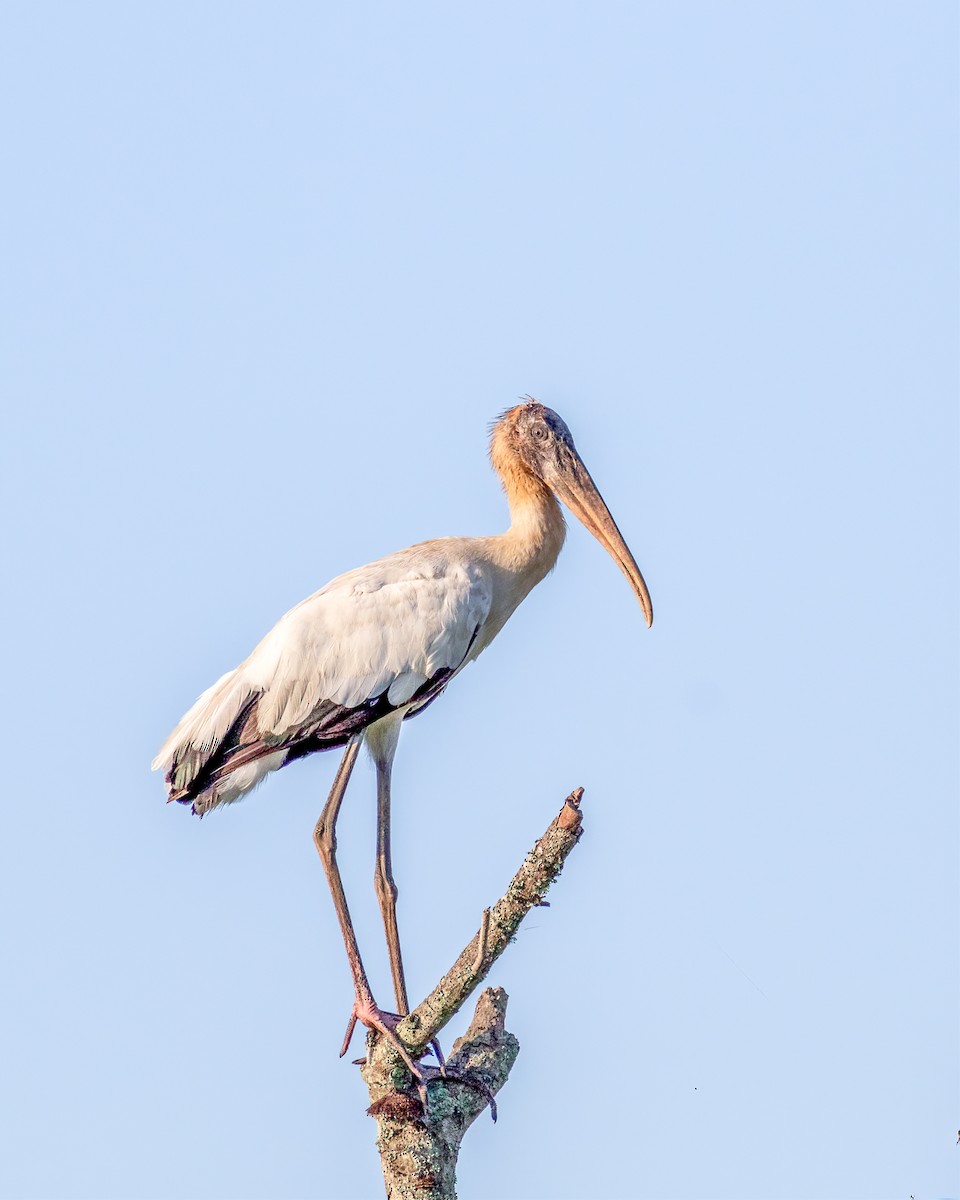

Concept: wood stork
[[153, 400, 652, 1069]]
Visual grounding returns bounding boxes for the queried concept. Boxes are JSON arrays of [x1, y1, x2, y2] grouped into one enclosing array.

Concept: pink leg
[[313, 737, 424, 1094]]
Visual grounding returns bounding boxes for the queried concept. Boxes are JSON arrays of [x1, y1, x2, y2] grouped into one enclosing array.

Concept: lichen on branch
[[359, 789, 586, 1200]]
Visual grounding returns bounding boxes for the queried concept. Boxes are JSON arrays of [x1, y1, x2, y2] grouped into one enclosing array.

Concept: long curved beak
[[545, 448, 654, 627]]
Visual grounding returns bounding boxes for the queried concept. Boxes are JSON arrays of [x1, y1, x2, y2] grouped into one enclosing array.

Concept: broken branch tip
[[558, 786, 585, 831]]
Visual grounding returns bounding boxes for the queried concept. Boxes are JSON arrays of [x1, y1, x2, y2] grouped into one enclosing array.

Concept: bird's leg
[[312, 737, 424, 1092], [370, 727, 446, 1073], [373, 751, 410, 1017]]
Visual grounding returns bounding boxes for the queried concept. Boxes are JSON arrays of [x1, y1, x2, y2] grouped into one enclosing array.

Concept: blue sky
[[1, 3, 956, 1198]]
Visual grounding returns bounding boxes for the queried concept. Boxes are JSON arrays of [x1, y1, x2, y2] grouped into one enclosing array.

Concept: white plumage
[[153, 400, 652, 1058], [153, 542, 495, 811]]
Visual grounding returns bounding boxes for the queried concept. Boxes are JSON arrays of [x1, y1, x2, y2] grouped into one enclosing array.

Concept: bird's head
[[491, 399, 653, 627]]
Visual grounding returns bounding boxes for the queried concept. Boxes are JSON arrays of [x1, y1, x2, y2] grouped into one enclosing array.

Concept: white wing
[[249, 542, 492, 737], [152, 540, 493, 802]]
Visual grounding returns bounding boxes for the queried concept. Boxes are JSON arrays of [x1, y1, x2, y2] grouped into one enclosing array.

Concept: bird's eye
[[533, 425, 547, 440]]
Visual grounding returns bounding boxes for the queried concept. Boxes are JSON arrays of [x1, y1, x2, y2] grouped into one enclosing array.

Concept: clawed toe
[[341, 994, 428, 1105], [416, 1063, 498, 1123], [339, 997, 495, 1122]]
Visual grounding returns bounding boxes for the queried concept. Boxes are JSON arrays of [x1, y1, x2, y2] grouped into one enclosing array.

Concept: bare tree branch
[[397, 785, 584, 1056], [358, 787, 586, 1199]]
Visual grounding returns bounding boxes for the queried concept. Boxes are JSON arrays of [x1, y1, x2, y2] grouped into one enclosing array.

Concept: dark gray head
[[511, 401, 578, 477]]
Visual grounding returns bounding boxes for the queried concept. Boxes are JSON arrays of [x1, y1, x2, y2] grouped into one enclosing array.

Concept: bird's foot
[[341, 1001, 495, 1121], [342, 997, 446, 1070], [339, 994, 401, 1055], [340, 995, 429, 1105], [413, 1061, 499, 1123]]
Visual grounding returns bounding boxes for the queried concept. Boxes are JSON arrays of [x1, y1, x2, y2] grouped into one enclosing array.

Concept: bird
[[153, 399, 653, 1073]]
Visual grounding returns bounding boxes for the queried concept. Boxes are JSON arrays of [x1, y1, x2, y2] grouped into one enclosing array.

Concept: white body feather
[[153, 401, 652, 817], [153, 512, 564, 812]]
